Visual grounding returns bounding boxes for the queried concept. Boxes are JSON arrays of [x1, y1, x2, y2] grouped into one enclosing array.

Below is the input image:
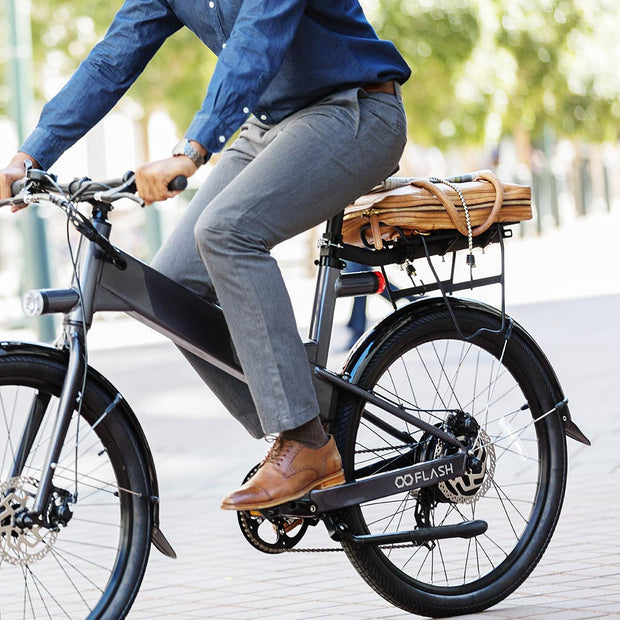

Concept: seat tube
[[307, 213, 345, 367], [308, 262, 340, 367]]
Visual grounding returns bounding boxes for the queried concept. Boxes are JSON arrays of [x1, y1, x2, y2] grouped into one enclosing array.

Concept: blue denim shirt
[[22, 0, 410, 169]]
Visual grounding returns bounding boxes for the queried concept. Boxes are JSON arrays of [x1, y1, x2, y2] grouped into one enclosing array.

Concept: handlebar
[[3, 170, 187, 207], [1, 169, 188, 270]]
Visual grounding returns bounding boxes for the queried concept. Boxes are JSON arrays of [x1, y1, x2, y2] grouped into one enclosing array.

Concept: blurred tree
[[374, 0, 488, 149], [27, 0, 216, 156], [371, 0, 619, 151], [5, 0, 619, 154], [0, 2, 12, 119], [494, 0, 619, 146]]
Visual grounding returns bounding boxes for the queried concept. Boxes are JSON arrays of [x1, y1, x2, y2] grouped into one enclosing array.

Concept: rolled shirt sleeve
[[20, 0, 182, 170], [184, 0, 307, 153]]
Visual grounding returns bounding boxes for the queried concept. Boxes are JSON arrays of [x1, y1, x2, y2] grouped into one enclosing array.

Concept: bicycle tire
[[332, 304, 567, 617], [0, 352, 152, 619]]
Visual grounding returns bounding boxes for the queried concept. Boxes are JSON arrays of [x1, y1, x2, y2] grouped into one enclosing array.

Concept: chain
[[247, 440, 440, 553], [353, 442, 418, 455], [283, 442, 433, 553]]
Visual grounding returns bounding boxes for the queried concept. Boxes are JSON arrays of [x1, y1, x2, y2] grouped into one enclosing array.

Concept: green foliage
[[125, 30, 216, 131], [493, 0, 617, 142], [373, 0, 619, 145], [4, 0, 618, 149], [375, 0, 487, 148], [0, 3, 12, 118]]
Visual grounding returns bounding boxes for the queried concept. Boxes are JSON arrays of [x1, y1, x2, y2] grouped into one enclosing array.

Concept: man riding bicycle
[[0, 0, 410, 511]]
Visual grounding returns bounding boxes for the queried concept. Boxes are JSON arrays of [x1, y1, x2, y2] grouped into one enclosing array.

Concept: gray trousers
[[152, 86, 407, 438]]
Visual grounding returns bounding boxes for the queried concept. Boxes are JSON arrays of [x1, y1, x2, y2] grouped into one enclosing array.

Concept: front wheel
[[0, 351, 152, 619], [332, 305, 568, 617]]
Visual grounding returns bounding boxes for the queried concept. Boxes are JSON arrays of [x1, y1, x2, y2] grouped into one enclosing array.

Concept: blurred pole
[[134, 118, 164, 259], [6, 0, 55, 341]]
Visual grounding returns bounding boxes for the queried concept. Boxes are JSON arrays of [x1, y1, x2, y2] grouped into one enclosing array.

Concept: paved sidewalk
[[83, 293, 620, 620]]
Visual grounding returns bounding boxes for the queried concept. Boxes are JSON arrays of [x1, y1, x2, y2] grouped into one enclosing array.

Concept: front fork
[[36, 327, 85, 518], [10, 326, 86, 522]]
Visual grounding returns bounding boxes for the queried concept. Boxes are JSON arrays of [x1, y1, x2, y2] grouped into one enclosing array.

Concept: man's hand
[[0, 152, 39, 212], [136, 152, 203, 205]]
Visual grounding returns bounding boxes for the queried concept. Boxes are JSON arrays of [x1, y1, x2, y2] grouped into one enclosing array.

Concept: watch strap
[[172, 139, 207, 168]]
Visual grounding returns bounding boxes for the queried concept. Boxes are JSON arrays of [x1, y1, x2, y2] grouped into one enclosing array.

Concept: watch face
[[173, 140, 188, 156]]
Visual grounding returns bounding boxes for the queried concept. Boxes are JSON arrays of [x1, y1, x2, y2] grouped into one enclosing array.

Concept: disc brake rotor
[[0, 476, 58, 566], [436, 428, 496, 504]]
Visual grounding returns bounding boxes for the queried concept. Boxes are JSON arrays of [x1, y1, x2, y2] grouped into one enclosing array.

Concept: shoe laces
[[263, 436, 291, 465]]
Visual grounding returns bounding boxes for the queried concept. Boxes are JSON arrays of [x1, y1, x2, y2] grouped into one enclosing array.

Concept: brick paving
[[81, 294, 620, 620]]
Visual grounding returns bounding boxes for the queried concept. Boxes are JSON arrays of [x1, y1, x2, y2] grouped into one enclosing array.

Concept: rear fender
[[341, 297, 590, 446]]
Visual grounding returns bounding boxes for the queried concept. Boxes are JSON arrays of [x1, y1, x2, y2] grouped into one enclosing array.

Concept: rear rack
[[337, 222, 515, 342]]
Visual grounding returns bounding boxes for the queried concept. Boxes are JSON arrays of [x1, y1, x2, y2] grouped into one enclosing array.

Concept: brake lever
[[93, 173, 186, 206]]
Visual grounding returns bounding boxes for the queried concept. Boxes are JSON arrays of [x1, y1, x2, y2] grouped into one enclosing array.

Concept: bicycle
[[0, 166, 589, 619]]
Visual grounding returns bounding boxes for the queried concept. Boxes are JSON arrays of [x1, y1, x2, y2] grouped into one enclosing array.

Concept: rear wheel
[[333, 306, 567, 617], [0, 352, 152, 619]]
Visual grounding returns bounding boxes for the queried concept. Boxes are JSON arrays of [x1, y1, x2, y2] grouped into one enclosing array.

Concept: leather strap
[[471, 170, 504, 235], [363, 80, 396, 95], [410, 170, 505, 237]]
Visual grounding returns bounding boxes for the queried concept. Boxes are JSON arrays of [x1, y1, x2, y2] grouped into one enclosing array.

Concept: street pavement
[[82, 291, 620, 620]]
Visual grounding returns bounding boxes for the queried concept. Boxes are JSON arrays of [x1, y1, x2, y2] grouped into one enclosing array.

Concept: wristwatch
[[172, 139, 208, 168]]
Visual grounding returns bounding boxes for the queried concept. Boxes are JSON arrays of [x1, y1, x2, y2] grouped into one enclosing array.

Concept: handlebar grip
[[168, 176, 187, 192]]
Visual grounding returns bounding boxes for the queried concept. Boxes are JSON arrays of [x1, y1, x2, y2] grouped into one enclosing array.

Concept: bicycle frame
[[18, 202, 474, 523]]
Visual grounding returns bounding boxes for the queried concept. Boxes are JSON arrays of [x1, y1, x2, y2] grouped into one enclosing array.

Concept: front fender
[[340, 297, 590, 446], [0, 340, 177, 557]]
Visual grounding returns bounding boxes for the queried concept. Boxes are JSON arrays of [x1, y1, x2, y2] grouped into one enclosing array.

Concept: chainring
[[0, 476, 58, 566], [235, 463, 310, 554]]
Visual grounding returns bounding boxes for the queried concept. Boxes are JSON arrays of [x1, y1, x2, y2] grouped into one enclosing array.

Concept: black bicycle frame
[[21, 205, 469, 519]]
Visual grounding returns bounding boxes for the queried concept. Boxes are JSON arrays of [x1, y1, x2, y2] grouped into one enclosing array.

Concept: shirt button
[[260, 114, 267, 121], [208, 1, 214, 7], [222, 43, 226, 49], [243, 107, 250, 114], [218, 135, 226, 143]]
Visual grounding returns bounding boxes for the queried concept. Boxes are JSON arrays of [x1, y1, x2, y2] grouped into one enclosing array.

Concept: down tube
[[95, 248, 245, 382]]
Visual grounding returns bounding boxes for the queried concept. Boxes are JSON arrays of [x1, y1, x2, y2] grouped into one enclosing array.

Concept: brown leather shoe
[[221, 435, 345, 511]]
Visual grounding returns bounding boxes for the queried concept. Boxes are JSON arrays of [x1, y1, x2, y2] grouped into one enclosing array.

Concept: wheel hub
[[0, 476, 58, 566], [412, 411, 496, 504], [436, 427, 495, 504]]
